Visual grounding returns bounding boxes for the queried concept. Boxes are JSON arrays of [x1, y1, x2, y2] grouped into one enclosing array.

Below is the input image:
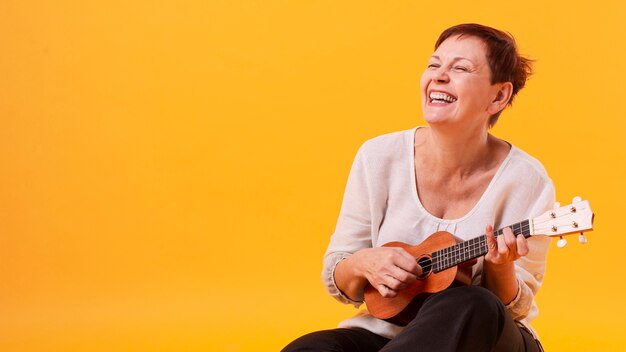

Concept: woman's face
[[420, 35, 503, 128]]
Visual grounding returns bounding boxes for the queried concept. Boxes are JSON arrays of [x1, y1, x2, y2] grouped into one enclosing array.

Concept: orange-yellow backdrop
[[1, 1, 625, 351]]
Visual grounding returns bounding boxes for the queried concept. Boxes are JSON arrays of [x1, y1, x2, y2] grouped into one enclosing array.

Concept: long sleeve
[[472, 166, 555, 321], [506, 179, 555, 320], [322, 145, 374, 307]]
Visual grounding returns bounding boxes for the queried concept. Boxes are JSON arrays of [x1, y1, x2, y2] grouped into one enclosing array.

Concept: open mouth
[[429, 91, 457, 104]]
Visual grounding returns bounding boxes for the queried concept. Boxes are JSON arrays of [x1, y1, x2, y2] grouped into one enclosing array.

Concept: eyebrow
[[430, 55, 475, 64]]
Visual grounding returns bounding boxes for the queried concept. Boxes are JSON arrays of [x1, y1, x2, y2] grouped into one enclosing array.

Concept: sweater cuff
[[324, 254, 364, 308], [504, 278, 534, 320]]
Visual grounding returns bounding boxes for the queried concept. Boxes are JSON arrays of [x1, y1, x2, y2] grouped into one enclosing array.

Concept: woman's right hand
[[336, 247, 422, 299]]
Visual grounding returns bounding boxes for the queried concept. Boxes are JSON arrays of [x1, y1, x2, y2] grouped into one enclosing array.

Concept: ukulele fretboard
[[431, 220, 531, 273]]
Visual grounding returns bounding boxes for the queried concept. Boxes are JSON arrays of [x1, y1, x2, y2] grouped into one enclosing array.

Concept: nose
[[432, 67, 449, 83]]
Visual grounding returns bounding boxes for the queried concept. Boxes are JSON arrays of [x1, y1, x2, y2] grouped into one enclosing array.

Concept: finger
[[497, 233, 510, 256], [388, 249, 422, 278], [516, 234, 529, 256], [485, 224, 497, 255], [503, 227, 518, 250], [388, 265, 417, 285], [378, 271, 404, 290], [377, 284, 398, 298], [414, 262, 423, 277]]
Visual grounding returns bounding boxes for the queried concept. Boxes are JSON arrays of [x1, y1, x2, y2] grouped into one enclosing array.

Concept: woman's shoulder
[[357, 127, 416, 158], [504, 145, 552, 184]]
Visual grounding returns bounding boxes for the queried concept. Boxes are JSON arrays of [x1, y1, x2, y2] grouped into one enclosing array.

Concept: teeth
[[429, 92, 457, 103]]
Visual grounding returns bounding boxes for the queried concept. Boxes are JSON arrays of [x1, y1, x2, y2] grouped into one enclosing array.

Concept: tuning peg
[[553, 202, 561, 210], [578, 233, 588, 244], [572, 196, 582, 203], [557, 236, 567, 248]]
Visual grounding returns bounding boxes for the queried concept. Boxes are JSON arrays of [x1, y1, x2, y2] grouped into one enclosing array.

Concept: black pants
[[282, 286, 543, 352]]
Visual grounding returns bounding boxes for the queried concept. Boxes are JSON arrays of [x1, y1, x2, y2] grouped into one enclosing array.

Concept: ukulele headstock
[[532, 196, 594, 246]]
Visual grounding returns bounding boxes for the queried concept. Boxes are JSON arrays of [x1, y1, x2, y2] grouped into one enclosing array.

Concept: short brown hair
[[435, 23, 533, 126]]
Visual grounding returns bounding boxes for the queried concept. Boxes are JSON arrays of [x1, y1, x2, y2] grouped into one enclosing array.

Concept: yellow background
[[1, 1, 624, 351]]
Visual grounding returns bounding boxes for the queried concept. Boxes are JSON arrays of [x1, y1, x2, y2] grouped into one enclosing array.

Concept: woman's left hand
[[484, 225, 529, 265], [482, 225, 529, 305]]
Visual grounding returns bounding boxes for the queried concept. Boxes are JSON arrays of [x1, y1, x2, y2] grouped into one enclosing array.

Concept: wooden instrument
[[363, 197, 595, 326]]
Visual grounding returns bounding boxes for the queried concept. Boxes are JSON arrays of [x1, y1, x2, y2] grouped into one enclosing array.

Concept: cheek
[[419, 72, 430, 96], [460, 80, 493, 108]]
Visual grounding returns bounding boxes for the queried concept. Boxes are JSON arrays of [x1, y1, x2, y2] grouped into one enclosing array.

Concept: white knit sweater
[[323, 127, 554, 339]]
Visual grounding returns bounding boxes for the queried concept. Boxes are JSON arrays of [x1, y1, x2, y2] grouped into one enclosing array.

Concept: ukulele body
[[363, 231, 475, 326]]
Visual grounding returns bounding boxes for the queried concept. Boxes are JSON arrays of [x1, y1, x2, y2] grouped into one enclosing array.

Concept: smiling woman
[[425, 24, 533, 127], [282, 23, 550, 352]]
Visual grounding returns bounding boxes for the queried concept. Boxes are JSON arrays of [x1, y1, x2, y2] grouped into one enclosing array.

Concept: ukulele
[[363, 197, 595, 326]]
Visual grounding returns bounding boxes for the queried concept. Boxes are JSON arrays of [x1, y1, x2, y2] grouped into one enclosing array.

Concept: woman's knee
[[282, 330, 343, 352], [281, 328, 388, 352], [424, 285, 506, 320]]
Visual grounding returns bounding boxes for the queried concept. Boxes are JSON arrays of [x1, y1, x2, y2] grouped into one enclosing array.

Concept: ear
[[487, 82, 513, 115]]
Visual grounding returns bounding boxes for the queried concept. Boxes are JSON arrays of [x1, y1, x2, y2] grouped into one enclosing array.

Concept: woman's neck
[[416, 125, 498, 178]]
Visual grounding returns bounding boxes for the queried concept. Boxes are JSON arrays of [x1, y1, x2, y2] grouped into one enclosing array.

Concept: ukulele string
[[430, 231, 527, 262], [430, 223, 531, 266], [431, 226, 531, 260]]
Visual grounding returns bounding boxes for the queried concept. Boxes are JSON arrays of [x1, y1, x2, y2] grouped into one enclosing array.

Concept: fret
[[473, 236, 480, 256], [452, 244, 458, 266], [430, 219, 533, 273], [460, 242, 465, 263], [449, 245, 454, 266], [478, 235, 487, 256], [451, 244, 457, 266], [460, 242, 466, 263], [470, 237, 477, 258]]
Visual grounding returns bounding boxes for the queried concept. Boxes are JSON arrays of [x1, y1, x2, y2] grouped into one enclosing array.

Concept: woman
[[283, 23, 551, 352]]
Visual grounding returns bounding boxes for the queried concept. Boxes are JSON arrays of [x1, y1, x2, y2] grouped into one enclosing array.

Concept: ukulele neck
[[431, 219, 531, 273]]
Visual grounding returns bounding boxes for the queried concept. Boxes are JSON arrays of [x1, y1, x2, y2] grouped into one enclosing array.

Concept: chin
[[422, 112, 454, 126]]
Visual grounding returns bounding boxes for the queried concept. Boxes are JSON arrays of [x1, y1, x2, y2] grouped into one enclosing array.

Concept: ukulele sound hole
[[416, 255, 433, 279]]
